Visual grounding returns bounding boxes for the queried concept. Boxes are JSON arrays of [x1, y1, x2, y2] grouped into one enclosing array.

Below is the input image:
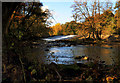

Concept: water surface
[[45, 44, 120, 65], [43, 35, 120, 65]]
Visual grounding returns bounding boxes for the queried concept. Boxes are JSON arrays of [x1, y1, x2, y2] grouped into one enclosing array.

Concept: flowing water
[[45, 44, 120, 65], [43, 35, 120, 65]]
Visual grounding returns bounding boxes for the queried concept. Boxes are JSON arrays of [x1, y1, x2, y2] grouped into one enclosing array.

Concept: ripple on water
[[46, 44, 120, 65]]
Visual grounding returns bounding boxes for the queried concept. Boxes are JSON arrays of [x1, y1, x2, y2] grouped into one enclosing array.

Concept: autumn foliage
[[49, 1, 120, 40]]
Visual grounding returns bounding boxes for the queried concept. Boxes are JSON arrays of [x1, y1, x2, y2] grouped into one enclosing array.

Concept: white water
[[43, 35, 77, 41], [42, 35, 120, 65]]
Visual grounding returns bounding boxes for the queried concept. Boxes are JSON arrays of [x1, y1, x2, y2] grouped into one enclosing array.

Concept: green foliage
[[31, 69, 37, 75]]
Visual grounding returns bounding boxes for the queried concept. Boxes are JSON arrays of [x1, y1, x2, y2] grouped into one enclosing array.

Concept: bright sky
[[41, 0, 118, 26], [42, 2, 74, 26]]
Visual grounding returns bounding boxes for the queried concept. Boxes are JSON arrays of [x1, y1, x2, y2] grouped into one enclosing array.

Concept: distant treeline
[[49, 1, 120, 40]]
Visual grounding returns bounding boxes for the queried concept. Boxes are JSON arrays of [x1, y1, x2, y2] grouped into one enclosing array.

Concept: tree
[[2, 2, 21, 35], [61, 21, 82, 35], [49, 23, 62, 35], [71, 0, 113, 39], [2, 2, 51, 82], [98, 10, 116, 36], [114, 0, 120, 34]]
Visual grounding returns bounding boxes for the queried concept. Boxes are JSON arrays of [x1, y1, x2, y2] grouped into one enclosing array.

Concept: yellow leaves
[[50, 23, 62, 35], [83, 56, 88, 60], [75, 56, 88, 61], [106, 76, 114, 82]]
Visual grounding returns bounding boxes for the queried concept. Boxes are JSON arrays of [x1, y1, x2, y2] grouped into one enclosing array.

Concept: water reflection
[[46, 44, 120, 65]]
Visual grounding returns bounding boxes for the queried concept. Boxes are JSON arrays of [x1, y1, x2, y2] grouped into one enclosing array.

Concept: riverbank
[[30, 61, 120, 82], [40, 35, 120, 82], [50, 34, 120, 47], [3, 35, 120, 82]]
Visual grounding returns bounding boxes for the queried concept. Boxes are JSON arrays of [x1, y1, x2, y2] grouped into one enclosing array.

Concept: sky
[[42, 2, 74, 26], [41, 0, 118, 26]]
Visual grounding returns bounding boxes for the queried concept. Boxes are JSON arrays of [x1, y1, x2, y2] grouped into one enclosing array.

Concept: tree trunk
[[88, 32, 91, 38], [2, 2, 20, 35], [96, 30, 101, 40], [92, 31, 95, 39], [19, 55, 26, 83]]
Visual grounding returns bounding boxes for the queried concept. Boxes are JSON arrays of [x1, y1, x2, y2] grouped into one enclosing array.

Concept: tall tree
[[2, 2, 21, 35], [49, 23, 62, 35], [2, 2, 51, 82], [114, 0, 120, 34], [71, 0, 113, 39]]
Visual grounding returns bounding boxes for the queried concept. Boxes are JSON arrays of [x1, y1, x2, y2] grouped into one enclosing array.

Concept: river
[[41, 35, 120, 65]]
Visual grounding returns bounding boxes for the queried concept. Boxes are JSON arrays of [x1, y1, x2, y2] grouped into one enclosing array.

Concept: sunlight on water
[[42, 35, 120, 65], [45, 45, 120, 65]]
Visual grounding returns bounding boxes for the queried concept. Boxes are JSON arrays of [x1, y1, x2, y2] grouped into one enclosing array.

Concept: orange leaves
[[50, 23, 62, 35], [106, 75, 117, 82], [15, 16, 24, 19]]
